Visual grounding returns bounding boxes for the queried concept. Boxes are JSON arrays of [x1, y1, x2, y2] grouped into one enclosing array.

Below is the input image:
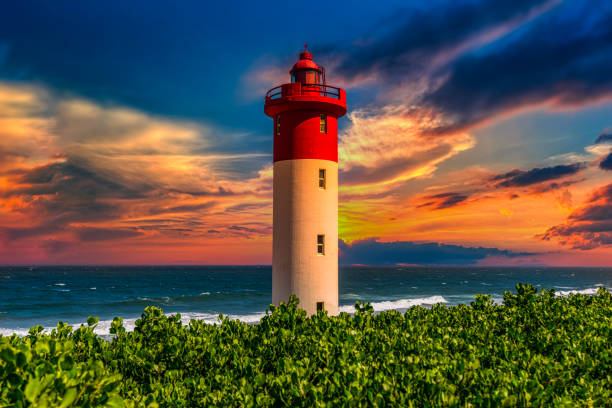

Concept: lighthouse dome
[[290, 47, 322, 85], [290, 51, 320, 72]]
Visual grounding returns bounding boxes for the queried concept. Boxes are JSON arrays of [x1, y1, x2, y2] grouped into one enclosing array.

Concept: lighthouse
[[264, 47, 347, 315]]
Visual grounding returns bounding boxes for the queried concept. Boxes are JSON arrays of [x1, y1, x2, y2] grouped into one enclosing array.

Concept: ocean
[[0, 266, 610, 336]]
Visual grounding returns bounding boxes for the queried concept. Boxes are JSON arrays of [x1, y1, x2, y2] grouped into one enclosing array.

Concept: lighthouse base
[[272, 159, 338, 316]]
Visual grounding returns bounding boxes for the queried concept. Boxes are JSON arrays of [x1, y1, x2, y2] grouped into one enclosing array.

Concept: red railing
[[265, 83, 342, 101]]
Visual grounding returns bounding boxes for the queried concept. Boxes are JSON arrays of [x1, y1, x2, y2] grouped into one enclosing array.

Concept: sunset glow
[[0, 0, 610, 265]]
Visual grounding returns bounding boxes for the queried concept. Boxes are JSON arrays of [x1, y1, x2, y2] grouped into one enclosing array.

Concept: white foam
[[338, 295, 447, 314], [199, 292, 210, 296], [556, 287, 605, 296], [0, 310, 269, 337], [53, 283, 66, 286], [0, 327, 31, 337], [2, 287, 608, 337], [137, 297, 170, 302]]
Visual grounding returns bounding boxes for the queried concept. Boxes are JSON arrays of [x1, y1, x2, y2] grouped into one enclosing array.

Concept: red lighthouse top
[[290, 45, 322, 84], [264, 48, 346, 118], [264, 47, 347, 163]]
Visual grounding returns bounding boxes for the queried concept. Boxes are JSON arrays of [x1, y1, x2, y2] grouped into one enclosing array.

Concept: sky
[[0, 0, 610, 266]]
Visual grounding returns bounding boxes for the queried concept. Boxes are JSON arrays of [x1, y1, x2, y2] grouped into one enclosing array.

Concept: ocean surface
[[1, 266, 610, 336]]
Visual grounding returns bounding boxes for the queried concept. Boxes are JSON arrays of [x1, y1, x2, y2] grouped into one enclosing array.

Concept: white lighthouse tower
[[264, 47, 347, 315]]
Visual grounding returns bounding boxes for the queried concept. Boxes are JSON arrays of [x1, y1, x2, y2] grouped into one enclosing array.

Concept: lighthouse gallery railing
[[265, 83, 342, 101]]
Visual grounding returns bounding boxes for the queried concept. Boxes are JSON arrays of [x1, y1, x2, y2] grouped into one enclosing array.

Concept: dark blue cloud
[[424, 1, 612, 131], [339, 239, 533, 266], [417, 192, 469, 210], [595, 130, 612, 144], [322, 1, 612, 134], [600, 153, 612, 171], [492, 163, 585, 188], [328, 0, 554, 83]]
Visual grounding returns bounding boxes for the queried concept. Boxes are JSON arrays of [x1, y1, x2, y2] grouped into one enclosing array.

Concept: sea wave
[[340, 293, 362, 300], [2, 288, 608, 337], [0, 310, 269, 337], [137, 296, 171, 302], [338, 295, 447, 314], [112, 291, 253, 307], [91, 311, 268, 335], [555, 287, 605, 296], [0, 297, 448, 337]]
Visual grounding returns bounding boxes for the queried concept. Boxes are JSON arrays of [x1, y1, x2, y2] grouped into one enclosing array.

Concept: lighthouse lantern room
[[264, 46, 347, 315]]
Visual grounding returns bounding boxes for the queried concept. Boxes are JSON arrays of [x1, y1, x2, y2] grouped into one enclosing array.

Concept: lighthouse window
[[318, 169, 326, 189], [317, 234, 325, 255], [276, 115, 280, 136], [306, 70, 319, 84], [320, 114, 327, 133], [317, 302, 324, 312], [293, 69, 320, 84]]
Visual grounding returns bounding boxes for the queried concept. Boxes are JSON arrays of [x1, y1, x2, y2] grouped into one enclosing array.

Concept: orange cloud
[[1, 80, 610, 266], [0, 82, 273, 264], [539, 183, 612, 250], [339, 105, 475, 193]]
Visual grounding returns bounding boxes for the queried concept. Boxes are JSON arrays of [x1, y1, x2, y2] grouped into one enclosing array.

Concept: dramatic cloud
[[339, 106, 475, 193], [417, 192, 469, 210], [339, 238, 534, 266], [595, 129, 612, 144], [414, 162, 586, 211], [423, 2, 612, 131], [2, 2, 611, 265], [491, 163, 585, 188], [0, 82, 273, 259], [539, 183, 612, 249], [600, 153, 612, 171], [319, 1, 612, 136], [327, 0, 557, 93]]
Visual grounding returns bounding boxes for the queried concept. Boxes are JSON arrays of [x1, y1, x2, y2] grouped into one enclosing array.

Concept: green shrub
[[1, 284, 611, 407]]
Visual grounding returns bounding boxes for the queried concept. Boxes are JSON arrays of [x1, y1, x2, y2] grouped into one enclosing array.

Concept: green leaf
[[25, 378, 42, 402], [59, 388, 78, 408], [35, 341, 50, 354], [104, 396, 125, 408], [7, 373, 23, 386], [0, 347, 15, 362], [60, 355, 74, 371]]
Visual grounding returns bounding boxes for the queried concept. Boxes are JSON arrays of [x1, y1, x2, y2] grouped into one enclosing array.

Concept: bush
[[1, 284, 611, 407]]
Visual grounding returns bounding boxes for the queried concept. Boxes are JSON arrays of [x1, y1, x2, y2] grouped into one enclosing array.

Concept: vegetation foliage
[[1, 284, 611, 407]]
